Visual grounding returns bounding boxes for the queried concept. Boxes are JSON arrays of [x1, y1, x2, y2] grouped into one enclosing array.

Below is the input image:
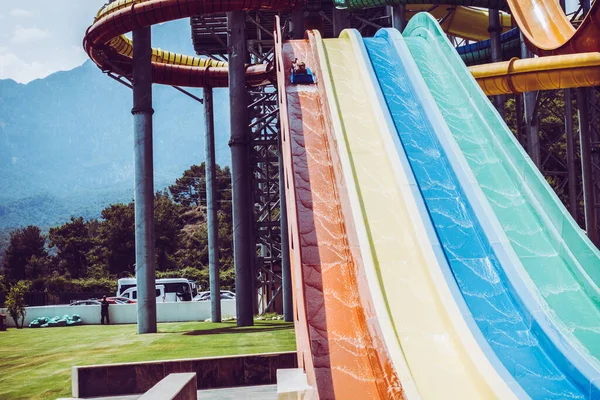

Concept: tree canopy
[[1, 163, 234, 295]]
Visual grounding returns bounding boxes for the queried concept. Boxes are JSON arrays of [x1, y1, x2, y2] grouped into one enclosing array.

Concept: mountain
[[0, 20, 231, 230]]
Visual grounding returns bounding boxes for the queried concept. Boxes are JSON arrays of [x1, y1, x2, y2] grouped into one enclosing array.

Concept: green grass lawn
[[0, 320, 296, 400]]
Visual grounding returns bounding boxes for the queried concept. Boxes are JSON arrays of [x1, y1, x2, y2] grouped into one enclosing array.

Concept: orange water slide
[[275, 25, 403, 399], [508, 0, 600, 55]]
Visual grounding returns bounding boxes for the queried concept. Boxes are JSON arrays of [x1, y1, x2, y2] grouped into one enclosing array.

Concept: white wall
[[0, 300, 236, 328]]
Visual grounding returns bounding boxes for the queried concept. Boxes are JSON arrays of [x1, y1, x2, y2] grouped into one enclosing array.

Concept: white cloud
[[0, 50, 52, 83], [11, 26, 51, 45], [9, 9, 32, 18]]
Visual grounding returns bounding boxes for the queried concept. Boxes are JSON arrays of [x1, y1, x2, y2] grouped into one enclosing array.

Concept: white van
[[121, 284, 166, 302], [117, 277, 197, 302]]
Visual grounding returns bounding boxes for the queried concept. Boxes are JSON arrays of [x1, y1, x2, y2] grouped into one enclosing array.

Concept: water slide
[[84, 1, 600, 399], [274, 25, 403, 400], [404, 5, 512, 41], [403, 12, 600, 366], [278, 22, 524, 398], [83, 0, 304, 87], [335, 0, 600, 55], [470, 52, 600, 94], [362, 21, 600, 399], [85, 0, 600, 97]]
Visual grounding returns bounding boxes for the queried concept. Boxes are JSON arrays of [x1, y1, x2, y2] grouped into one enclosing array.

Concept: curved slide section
[[315, 27, 518, 399], [275, 27, 403, 400], [404, 12, 600, 397], [84, 0, 302, 88], [85, 0, 513, 86], [365, 25, 596, 399], [507, 0, 600, 55], [470, 52, 600, 95], [337, 0, 600, 56], [404, 5, 512, 41]]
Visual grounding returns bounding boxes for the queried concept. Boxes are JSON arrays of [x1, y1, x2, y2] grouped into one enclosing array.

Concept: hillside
[[0, 19, 231, 230]]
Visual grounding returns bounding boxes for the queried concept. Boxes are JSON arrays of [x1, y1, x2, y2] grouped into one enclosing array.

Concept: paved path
[[58, 384, 277, 400]]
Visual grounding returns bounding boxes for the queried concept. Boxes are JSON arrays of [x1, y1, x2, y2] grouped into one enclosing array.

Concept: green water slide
[[404, 12, 600, 362]]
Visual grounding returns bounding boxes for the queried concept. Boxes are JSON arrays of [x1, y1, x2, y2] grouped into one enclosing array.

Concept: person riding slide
[[290, 58, 316, 84]]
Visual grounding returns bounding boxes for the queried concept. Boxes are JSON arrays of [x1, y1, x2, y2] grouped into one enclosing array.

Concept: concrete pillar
[[132, 26, 157, 334], [205, 87, 221, 323], [228, 10, 254, 327]]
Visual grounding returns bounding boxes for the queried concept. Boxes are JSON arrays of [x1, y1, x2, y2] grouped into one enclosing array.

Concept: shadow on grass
[[161, 322, 294, 336]]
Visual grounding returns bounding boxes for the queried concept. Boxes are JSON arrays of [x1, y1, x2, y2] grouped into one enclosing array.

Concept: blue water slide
[[363, 27, 600, 399]]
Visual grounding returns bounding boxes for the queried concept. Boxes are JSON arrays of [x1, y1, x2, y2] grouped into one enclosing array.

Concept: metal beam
[[228, 11, 254, 326], [565, 89, 578, 219], [290, 9, 305, 39], [577, 87, 598, 245], [279, 130, 293, 322], [489, 8, 504, 118], [521, 33, 541, 167], [132, 26, 157, 334], [205, 86, 221, 323], [387, 5, 406, 32], [332, 7, 350, 37]]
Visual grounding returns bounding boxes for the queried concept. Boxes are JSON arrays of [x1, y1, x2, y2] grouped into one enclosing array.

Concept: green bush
[[41, 275, 116, 294], [6, 281, 30, 328]]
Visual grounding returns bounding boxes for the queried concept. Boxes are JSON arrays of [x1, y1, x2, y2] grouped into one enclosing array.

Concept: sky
[[0, 0, 583, 84], [0, 1, 105, 84]]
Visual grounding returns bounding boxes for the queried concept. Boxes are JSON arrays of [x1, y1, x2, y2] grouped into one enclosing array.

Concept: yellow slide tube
[[406, 5, 512, 41], [470, 53, 600, 95]]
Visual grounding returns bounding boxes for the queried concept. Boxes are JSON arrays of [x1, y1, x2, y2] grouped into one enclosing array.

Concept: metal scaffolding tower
[[189, 1, 401, 318], [188, 0, 600, 321]]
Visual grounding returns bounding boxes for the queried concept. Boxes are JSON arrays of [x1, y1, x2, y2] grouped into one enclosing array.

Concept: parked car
[[193, 290, 236, 302], [106, 296, 136, 304], [69, 300, 101, 306]]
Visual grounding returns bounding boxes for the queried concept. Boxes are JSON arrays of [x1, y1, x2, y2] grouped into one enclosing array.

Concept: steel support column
[[333, 7, 350, 37], [515, 94, 524, 145], [279, 133, 293, 322], [132, 26, 157, 334], [581, 0, 600, 243], [291, 9, 305, 39], [387, 4, 406, 32], [559, 0, 579, 220], [228, 11, 254, 326], [489, 8, 504, 117], [565, 89, 578, 219], [577, 87, 598, 244], [520, 33, 541, 167], [205, 86, 221, 323]]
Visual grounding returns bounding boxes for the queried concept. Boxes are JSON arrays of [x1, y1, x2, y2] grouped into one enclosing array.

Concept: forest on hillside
[[0, 163, 234, 297]]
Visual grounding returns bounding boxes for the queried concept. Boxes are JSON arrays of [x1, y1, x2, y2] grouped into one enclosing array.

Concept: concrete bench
[[139, 373, 197, 400]]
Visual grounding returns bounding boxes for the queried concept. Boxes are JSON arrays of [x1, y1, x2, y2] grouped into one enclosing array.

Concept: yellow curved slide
[[469, 52, 600, 95], [406, 5, 512, 41], [313, 28, 517, 399]]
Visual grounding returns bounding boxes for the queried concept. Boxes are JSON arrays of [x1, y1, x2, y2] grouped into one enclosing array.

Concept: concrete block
[[139, 373, 197, 400], [277, 368, 315, 400]]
